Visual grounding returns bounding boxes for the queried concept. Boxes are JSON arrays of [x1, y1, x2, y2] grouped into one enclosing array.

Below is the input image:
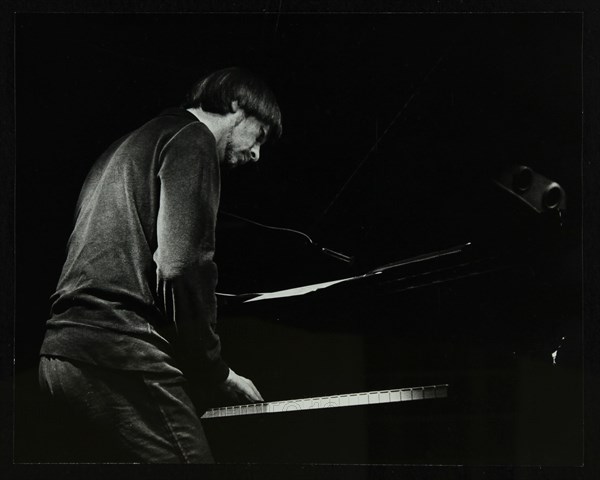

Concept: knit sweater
[[40, 108, 229, 385]]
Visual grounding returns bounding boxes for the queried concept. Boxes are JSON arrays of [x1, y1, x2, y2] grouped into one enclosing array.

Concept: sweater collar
[[159, 107, 199, 122]]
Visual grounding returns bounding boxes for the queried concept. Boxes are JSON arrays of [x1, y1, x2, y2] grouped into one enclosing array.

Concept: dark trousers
[[38, 355, 214, 463]]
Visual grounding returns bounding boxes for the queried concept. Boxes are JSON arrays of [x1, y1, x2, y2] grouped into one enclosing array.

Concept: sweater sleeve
[[153, 122, 229, 384]]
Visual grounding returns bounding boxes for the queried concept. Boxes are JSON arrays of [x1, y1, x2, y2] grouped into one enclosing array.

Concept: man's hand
[[216, 368, 264, 405]]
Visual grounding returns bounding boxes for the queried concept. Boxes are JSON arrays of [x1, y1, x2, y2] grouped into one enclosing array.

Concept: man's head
[[183, 67, 282, 167]]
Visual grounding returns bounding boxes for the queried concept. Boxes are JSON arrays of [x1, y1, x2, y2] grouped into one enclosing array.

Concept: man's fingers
[[222, 370, 264, 403], [247, 380, 263, 402], [241, 376, 263, 402]]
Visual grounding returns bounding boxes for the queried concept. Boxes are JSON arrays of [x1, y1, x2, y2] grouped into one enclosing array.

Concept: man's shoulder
[[156, 107, 197, 122], [145, 108, 213, 144], [147, 107, 198, 130]]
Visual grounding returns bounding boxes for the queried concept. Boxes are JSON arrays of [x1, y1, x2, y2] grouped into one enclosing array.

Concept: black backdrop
[[14, 12, 582, 463]]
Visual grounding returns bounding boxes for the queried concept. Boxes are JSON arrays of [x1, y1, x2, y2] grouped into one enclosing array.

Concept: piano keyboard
[[201, 383, 448, 419]]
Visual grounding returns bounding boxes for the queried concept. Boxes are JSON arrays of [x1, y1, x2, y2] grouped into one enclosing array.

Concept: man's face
[[222, 115, 269, 168]]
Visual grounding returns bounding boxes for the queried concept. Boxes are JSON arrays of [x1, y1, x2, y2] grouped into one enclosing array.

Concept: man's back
[[41, 108, 219, 374]]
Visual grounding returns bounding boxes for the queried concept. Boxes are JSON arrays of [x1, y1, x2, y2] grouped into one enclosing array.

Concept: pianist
[[38, 67, 282, 463]]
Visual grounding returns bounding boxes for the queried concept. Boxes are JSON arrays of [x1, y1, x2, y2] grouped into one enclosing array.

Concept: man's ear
[[230, 100, 246, 126]]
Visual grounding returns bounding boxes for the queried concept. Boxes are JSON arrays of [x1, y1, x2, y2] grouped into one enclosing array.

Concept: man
[[38, 67, 283, 463]]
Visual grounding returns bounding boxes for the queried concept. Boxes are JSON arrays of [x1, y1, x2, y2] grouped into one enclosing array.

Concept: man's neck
[[186, 107, 237, 144]]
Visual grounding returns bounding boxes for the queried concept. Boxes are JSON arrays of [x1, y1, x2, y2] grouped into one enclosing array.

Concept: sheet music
[[216, 243, 468, 304], [243, 276, 362, 302]]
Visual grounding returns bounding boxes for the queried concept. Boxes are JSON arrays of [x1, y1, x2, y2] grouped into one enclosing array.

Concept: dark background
[[14, 12, 583, 464]]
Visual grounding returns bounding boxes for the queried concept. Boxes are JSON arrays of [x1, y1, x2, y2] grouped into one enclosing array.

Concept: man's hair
[[182, 67, 282, 140]]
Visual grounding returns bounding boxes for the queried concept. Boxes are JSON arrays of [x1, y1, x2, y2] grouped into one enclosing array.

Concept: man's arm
[[153, 122, 262, 403], [153, 122, 228, 383]]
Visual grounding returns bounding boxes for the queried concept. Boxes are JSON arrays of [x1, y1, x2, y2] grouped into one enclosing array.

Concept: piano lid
[[216, 242, 472, 303]]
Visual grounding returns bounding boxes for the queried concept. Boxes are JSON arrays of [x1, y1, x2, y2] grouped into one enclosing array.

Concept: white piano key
[[412, 388, 424, 400], [379, 390, 391, 403], [283, 400, 302, 412], [400, 389, 412, 401], [436, 385, 449, 398]]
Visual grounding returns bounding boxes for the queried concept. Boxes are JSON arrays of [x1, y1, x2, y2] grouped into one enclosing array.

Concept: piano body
[[201, 166, 582, 465]]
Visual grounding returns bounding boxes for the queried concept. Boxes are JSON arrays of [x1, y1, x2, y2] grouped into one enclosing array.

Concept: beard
[[223, 142, 236, 168], [222, 138, 250, 169], [220, 132, 238, 170]]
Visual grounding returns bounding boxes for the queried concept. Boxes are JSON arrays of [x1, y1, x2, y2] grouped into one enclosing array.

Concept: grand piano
[[200, 165, 582, 465], [183, 17, 582, 465]]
